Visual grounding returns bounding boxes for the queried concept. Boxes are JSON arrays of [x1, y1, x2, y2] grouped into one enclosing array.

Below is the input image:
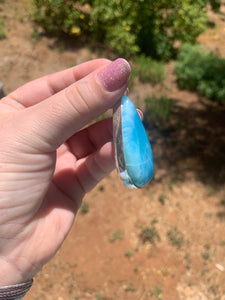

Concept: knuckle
[[64, 83, 91, 115]]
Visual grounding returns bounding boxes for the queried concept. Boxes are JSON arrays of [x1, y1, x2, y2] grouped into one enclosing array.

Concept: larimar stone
[[113, 96, 154, 188]]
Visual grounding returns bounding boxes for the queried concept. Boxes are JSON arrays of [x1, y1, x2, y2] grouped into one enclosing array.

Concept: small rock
[[215, 263, 225, 272]]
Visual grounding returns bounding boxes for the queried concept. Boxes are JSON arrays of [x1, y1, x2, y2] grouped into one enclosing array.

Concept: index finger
[[8, 59, 111, 107]]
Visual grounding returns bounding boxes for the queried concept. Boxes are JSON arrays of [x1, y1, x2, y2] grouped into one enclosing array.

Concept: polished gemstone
[[113, 96, 154, 188]]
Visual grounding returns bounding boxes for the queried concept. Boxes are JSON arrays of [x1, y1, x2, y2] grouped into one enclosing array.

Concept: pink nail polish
[[97, 58, 131, 92], [136, 108, 144, 120]]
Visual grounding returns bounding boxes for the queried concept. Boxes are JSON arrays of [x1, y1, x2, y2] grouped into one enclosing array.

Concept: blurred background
[[0, 0, 225, 299]]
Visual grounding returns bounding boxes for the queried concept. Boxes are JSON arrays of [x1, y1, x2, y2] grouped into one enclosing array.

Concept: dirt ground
[[0, 1, 225, 299]]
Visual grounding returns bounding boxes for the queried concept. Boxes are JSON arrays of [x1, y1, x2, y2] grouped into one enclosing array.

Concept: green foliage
[[0, 20, 6, 39], [95, 112, 110, 122], [98, 184, 104, 192], [144, 96, 173, 126], [31, 28, 39, 43], [32, 0, 212, 60], [175, 44, 206, 91], [209, 0, 221, 12], [108, 230, 123, 243], [32, 0, 91, 37], [148, 283, 163, 299], [202, 251, 210, 260], [124, 248, 133, 258], [139, 220, 160, 244], [128, 69, 136, 90], [208, 285, 219, 296], [95, 292, 102, 300], [184, 253, 192, 269], [87, 0, 139, 57], [175, 43, 225, 103], [134, 55, 165, 84], [158, 194, 166, 205], [202, 243, 211, 260], [80, 202, 89, 214], [220, 199, 225, 206], [90, 0, 208, 60], [129, 55, 165, 90], [167, 227, 184, 249]]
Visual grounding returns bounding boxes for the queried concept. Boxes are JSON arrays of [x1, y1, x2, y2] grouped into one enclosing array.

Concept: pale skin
[[0, 58, 130, 286]]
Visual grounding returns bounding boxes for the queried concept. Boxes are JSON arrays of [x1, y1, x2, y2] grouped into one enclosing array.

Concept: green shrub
[[98, 184, 104, 192], [128, 69, 136, 90], [209, 0, 221, 12], [175, 44, 206, 91], [175, 43, 225, 103], [32, 0, 212, 60], [220, 199, 225, 206], [167, 227, 184, 249], [139, 220, 160, 244], [0, 20, 6, 39], [108, 230, 123, 243], [95, 292, 102, 300], [134, 55, 165, 84], [32, 0, 91, 37], [124, 248, 133, 258], [158, 194, 166, 205], [148, 283, 163, 299], [90, 0, 208, 60], [80, 202, 89, 214], [144, 96, 173, 126]]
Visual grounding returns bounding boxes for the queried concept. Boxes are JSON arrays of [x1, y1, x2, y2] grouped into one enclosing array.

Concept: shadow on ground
[[144, 98, 225, 188], [39, 31, 117, 59]]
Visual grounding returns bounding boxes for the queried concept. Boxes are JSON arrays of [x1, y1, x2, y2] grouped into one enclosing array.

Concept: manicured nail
[[97, 58, 131, 92], [136, 108, 143, 120]]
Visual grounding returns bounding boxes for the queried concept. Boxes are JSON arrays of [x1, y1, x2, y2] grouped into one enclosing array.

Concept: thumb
[[18, 58, 130, 151]]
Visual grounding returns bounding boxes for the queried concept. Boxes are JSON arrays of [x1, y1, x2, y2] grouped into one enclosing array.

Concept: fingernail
[[97, 58, 131, 92], [136, 108, 143, 120]]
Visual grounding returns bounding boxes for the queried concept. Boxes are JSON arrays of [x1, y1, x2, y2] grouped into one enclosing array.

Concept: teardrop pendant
[[113, 96, 154, 188]]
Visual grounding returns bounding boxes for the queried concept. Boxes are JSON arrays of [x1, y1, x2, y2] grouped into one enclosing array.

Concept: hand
[[0, 58, 130, 285]]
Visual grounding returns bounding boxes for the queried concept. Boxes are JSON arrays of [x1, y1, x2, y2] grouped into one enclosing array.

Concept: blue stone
[[113, 96, 154, 188]]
